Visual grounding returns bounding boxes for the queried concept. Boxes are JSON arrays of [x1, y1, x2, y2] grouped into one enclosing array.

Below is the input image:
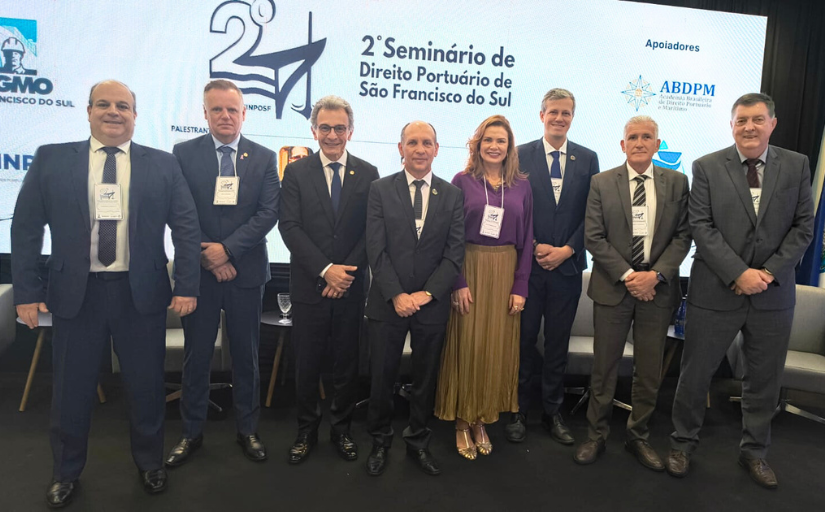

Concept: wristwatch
[[424, 291, 432, 297], [655, 271, 666, 283]]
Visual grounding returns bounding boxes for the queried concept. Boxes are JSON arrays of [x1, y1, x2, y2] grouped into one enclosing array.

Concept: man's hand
[[452, 288, 473, 315], [324, 264, 357, 298], [169, 296, 198, 317], [200, 242, 229, 270], [508, 294, 526, 316], [211, 262, 237, 282], [16, 302, 49, 329], [625, 271, 658, 302], [410, 291, 433, 308], [392, 293, 420, 317], [535, 244, 574, 271], [732, 268, 770, 296]]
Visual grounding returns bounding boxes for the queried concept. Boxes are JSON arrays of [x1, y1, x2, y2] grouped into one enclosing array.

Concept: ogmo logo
[[0, 17, 54, 95], [209, 0, 326, 119]]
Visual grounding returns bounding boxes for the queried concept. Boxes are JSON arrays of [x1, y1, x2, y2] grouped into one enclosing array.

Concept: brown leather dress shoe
[[738, 455, 778, 489], [625, 440, 664, 472], [46, 480, 77, 508], [665, 449, 690, 478], [573, 439, 605, 465]]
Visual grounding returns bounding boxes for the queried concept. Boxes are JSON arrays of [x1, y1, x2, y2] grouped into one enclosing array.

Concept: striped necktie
[[631, 175, 648, 268]]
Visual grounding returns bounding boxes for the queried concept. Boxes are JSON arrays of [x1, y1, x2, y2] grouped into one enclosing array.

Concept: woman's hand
[[452, 287, 473, 315], [508, 294, 526, 316]]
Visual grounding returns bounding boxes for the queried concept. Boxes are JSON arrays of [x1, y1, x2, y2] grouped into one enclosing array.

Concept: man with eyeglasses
[[279, 95, 379, 464], [667, 93, 814, 489]]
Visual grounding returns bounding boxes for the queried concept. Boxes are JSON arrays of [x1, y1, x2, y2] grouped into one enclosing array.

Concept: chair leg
[[570, 389, 590, 415], [166, 389, 183, 403], [97, 384, 106, 404], [319, 380, 326, 401], [265, 332, 285, 408], [19, 328, 46, 412], [782, 401, 825, 425]]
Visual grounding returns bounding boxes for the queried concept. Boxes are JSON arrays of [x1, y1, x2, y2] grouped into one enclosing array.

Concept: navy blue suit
[[11, 140, 200, 481], [173, 134, 279, 438], [517, 138, 599, 417]]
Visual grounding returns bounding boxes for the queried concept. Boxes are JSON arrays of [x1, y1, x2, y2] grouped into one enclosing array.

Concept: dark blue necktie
[[329, 162, 342, 212], [550, 150, 562, 179], [98, 146, 120, 267], [218, 145, 234, 177]]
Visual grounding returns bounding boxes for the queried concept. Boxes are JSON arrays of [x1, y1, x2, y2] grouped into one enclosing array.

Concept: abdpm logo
[[209, 0, 326, 120], [0, 17, 54, 94], [621, 75, 656, 112]]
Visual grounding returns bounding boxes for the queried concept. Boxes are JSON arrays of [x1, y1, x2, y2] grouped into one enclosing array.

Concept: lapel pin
[[570, 155, 576, 161], [240, 152, 248, 160], [349, 170, 355, 175], [432, 189, 438, 195]]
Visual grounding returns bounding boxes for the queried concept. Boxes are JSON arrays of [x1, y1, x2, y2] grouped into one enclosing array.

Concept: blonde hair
[[462, 115, 524, 187]]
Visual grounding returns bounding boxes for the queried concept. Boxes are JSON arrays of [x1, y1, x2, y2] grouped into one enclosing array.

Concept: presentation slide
[[0, 0, 767, 274]]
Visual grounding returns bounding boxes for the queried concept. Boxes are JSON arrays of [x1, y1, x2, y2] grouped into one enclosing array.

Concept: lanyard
[[483, 175, 504, 209]]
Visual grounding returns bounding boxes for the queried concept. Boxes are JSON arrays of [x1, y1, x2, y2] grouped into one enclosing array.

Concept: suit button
[[333, 235, 338, 240]]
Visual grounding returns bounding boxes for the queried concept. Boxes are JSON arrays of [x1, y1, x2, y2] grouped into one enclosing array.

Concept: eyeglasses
[[317, 124, 349, 135]]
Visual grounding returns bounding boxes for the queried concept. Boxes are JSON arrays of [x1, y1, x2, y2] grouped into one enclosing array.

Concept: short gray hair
[[310, 95, 354, 129], [88, 80, 136, 112], [624, 115, 659, 139], [731, 92, 775, 118], [541, 88, 575, 114]]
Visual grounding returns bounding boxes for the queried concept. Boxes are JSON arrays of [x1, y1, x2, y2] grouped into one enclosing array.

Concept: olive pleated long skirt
[[434, 243, 520, 424]]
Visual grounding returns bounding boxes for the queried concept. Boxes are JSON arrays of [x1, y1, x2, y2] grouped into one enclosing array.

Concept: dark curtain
[[628, 0, 825, 168]]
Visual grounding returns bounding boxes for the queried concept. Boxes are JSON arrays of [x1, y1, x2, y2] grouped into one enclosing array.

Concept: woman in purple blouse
[[434, 115, 534, 460]]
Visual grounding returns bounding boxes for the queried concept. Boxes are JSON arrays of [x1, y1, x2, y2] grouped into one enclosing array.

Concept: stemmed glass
[[277, 293, 292, 324]]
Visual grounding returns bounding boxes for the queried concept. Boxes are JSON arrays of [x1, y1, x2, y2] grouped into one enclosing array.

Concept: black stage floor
[[1, 373, 823, 512]]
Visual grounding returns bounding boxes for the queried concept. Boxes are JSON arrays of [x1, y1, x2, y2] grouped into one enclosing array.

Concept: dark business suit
[[279, 151, 378, 435], [671, 145, 814, 459], [11, 140, 200, 481], [517, 138, 599, 416], [173, 133, 279, 438], [584, 164, 690, 441], [365, 171, 464, 449]]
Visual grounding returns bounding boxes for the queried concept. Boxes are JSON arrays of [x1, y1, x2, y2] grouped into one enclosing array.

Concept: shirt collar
[[211, 134, 241, 152], [90, 136, 131, 155], [405, 168, 432, 187], [736, 146, 769, 165], [542, 137, 568, 156], [626, 161, 654, 181], [319, 150, 348, 170]]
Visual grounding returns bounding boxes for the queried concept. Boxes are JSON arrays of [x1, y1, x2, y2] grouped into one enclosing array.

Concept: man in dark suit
[[506, 88, 600, 444], [364, 121, 464, 476], [279, 95, 379, 464], [575, 116, 690, 469], [165, 80, 279, 467], [668, 93, 814, 488], [11, 80, 200, 507]]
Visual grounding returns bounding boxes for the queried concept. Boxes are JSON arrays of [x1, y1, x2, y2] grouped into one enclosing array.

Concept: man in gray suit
[[668, 93, 814, 488], [575, 116, 690, 469]]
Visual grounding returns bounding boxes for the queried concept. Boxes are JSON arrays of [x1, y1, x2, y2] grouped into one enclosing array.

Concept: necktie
[[549, 150, 562, 179], [631, 175, 648, 269], [413, 180, 425, 220], [746, 159, 761, 188], [98, 146, 120, 267], [218, 145, 234, 177], [329, 162, 342, 212]]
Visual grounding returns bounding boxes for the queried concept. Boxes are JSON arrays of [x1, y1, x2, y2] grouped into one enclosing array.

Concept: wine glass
[[277, 293, 292, 324]]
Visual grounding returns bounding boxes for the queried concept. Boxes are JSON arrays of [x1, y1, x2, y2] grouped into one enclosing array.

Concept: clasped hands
[[201, 242, 236, 282], [535, 243, 573, 271], [392, 291, 432, 317], [450, 288, 525, 316], [322, 264, 358, 299], [625, 271, 658, 302], [731, 268, 773, 296]]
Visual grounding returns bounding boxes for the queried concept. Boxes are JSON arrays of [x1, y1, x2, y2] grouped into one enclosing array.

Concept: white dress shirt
[[620, 162, 657, 281], [405, 168, 432, 238], [88, 136, 131, 271], [543, 137, 568, 204]]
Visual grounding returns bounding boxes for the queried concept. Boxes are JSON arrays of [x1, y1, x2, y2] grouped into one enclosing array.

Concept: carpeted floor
[[1, 372, 823, 512]]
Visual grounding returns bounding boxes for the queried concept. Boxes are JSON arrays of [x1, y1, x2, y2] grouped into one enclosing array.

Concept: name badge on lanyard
[[214, 176, 239, 205], [479, 177, 504, 239], [632, 206, 649, 237], [95, 183, 123, 220]]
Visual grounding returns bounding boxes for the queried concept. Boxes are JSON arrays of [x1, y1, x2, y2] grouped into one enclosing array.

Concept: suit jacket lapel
[[129, 142, 148, 241], [756, 147, 779, 226], [72, 141, 91, 233], [557, 143, 577, 208], [724, 148, 757, 226], [653, 167, 666, 234], [615, 167, 633, 232], [419, 175, 442, 246], [335, 155, 359, 227], [308, 154, 336, 227], [199, 135, 218, 179], [393, 172, 418, 241], [532, 140, 556, 209], [235, 136, 250, 179]]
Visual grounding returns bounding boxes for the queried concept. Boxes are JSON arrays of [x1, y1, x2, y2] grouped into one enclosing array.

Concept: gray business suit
[[584, 163, 690, 441], [671, 145, 814, 459]]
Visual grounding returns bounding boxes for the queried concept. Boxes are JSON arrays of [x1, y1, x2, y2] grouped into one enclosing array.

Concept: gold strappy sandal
[[456, 426, 477, 460]]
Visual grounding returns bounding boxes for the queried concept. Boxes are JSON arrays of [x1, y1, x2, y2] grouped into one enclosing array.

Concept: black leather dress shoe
[[165, 435, 203, 467], [406, 447, 441, 476], [505, 412, 526, 443], [288, 431, 317, 465], [366, 445, 389, 476], [665, 449, 690, 478], [573, 439, 605, 465], [237, 433, 268, 462], [542, 413, 574, 445], [739, 455, 778, 489], [331, 432, 358, 461], [46, 480, 77, 508], [625, 439, 665, 472], [139, 468, 168, 494]]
